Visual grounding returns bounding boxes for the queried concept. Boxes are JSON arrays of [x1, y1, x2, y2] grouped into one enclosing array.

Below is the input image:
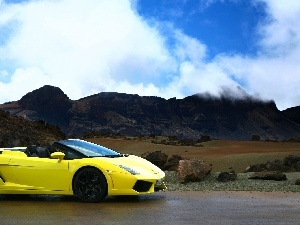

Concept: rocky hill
[[1, 85, 300, 141], [282, 106, 300, 125], [0, 109, 66, 147]]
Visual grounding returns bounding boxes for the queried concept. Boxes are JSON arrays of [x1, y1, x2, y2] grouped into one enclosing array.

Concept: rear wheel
[[73, 168, 107, 203]]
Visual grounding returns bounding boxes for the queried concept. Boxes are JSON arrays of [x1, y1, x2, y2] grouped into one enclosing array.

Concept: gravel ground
[[165, 171, 300, 192]]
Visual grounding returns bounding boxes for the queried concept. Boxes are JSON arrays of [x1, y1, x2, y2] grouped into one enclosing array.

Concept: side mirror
[[50, 152, 65, 162]]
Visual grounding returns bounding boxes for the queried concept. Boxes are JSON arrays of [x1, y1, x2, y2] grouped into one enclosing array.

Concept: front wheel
[[73, 168, 108, 203]]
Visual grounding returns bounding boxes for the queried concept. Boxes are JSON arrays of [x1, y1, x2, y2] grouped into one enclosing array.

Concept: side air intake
[[133, 180, 152, 192]]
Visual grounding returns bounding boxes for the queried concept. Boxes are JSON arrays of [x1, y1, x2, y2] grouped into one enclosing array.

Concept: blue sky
[[137, 0, 266, 57], [0, 0, 300, 110]]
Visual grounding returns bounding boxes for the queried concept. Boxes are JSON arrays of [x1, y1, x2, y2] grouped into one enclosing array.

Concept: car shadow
[[0, 192, 166, 203], [0, 194, 78, 202]]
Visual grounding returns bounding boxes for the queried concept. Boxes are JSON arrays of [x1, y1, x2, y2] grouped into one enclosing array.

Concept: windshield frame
[[57, 139, 121, 157]]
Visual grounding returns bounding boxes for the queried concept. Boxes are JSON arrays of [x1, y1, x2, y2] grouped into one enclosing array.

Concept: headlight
[[118, 165, 140, 175]]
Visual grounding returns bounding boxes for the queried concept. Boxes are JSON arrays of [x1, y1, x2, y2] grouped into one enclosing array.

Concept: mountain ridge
[[1, 85, 299, 141]]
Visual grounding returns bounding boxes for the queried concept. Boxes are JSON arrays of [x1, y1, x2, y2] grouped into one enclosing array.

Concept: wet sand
[[0, 191, 299, 225]]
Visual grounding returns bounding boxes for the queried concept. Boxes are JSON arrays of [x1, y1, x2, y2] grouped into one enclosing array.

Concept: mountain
[[0, 108, 65, 147], [1, 85, 300, 141], [282, 106, 300, 125], [18, 85, 72, 130]]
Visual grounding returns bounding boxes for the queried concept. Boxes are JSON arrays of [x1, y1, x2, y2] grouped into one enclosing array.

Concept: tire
[[73, 167, 108, 203]]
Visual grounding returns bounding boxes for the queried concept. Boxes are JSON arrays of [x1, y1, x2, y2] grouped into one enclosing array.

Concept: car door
[[8, 156, 71, 191]]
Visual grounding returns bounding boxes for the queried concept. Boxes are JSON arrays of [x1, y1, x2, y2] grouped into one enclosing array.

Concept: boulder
[[245, 164, 264, 172], [296, 161, 300, 172], [284, 155, 300, 172], [163, 154, 183, 171], [246, 160, 287, 172], [177, 159, 212, 184], [248, 171, 287, 181], [245, 155, 300, 173], [217, 171, 237, 182], [265, 160, 293, 172], [141, 151, 168, 169], [283, 155, 300, 167]]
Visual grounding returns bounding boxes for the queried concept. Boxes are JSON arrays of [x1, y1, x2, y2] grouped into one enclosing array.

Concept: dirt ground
[[0, 191, 299, 225], [87, 138, 300, 172]]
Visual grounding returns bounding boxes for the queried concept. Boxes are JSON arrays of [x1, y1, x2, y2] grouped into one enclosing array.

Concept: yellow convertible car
[[0, 139, 166, 202]]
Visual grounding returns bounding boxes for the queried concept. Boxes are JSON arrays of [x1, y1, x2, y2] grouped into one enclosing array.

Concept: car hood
[[93, 155, 164, 177]]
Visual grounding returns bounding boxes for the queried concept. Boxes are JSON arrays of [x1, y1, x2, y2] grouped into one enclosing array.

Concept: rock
[[248, 171, 287, 181], [141, 151, 168, 169], [245, 155, 300, 173], [217, 171, 237, 182], [284, 155, 300, 166], [177, 159, 212, 184], [163, 154, 183, 171], [245, 164, 264, 172], [295, 179, 300, 185], [265, 160, 293, 172], [284, 155, 300, 171], [296, 161, 300, 172]]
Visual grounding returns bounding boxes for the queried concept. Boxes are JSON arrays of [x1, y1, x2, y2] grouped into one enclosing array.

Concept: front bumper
[[154, 181, 167, 191], [132, 179, 166, 192]]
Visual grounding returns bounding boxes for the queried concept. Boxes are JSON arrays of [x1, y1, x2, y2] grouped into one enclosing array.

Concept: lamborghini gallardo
[[0, 139, 166, 202]]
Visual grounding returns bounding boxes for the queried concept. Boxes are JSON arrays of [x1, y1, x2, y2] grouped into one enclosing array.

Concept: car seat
[[25, 145, 38, 157], [36, 147, 50, 158]]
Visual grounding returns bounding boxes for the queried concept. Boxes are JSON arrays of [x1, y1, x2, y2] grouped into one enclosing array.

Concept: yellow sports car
[[0, 139, 166, 202]]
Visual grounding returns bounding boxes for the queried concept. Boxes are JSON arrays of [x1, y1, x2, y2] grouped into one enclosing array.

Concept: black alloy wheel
[[73, 168, 108, 203]]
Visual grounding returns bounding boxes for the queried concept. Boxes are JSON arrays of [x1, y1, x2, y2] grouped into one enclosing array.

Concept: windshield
[[58, 139, 121, 157]]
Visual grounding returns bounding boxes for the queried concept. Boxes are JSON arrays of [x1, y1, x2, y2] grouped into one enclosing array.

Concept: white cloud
[[173, 31, 207, 64], [0, 66, 50, 101], [0, 0, 174, 101], [212, 0, 300, 109], [169, 0, 300, 109], [257, 0, 300, 56], [0, 0, 300, 110]]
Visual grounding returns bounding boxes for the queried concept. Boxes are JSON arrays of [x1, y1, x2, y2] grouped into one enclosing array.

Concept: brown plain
[[86, 138, 300, 173]]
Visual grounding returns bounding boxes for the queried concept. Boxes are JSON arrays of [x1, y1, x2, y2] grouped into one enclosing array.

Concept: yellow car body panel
[[0, 142, 166, 200]]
